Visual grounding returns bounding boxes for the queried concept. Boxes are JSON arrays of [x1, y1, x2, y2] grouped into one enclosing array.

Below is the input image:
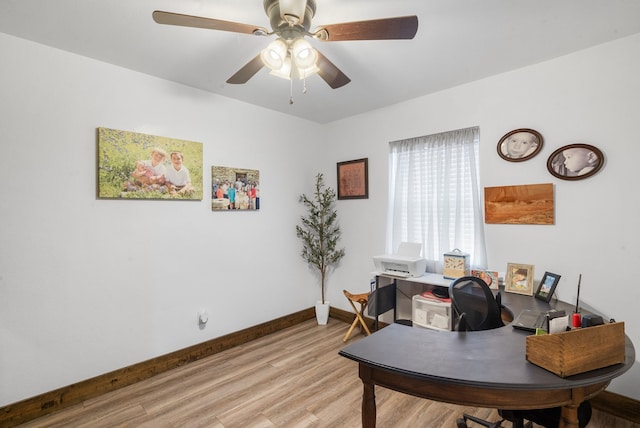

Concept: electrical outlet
[[198, 311, 209, 325]]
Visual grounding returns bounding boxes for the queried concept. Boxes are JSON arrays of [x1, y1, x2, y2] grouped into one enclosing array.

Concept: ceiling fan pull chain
[[289, 74, 294, 104]]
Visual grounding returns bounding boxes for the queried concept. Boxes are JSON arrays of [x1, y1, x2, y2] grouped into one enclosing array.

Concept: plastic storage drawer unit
[[412, 294, 453, 331]]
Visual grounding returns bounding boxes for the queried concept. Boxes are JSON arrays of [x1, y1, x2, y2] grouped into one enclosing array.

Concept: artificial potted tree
[[296, 173, 345, 325]]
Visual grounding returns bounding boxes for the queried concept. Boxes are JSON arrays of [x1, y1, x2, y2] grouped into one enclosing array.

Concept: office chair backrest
[[449, 276, 504, 331]]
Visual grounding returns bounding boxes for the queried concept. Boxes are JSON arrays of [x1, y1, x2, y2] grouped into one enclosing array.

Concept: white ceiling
[[2, 0, 640, 124]]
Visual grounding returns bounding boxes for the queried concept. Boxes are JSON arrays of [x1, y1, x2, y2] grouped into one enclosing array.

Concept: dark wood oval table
[[339, 292, 635, 428]]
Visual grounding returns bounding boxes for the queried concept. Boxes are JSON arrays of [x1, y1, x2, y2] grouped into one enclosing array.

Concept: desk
[[369, 272, 451, 328], [339, 292, 635, 428]]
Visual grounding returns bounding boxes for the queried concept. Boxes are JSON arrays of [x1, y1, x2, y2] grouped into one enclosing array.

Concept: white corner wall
[[2, 29, 640, 407], [0, 33, 324, 406], [321, 33, 640, 399]]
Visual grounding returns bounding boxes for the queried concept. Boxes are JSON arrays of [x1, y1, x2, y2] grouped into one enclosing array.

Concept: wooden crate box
[[525, 322, 625, 377]]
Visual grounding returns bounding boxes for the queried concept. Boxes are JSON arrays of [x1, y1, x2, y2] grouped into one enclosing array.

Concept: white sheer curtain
[[386, 126, 487, 272]]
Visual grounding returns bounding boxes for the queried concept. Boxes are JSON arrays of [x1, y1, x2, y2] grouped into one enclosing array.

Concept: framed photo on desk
[[471, 269, 499, 290], [535, 272, 561, 302], [505, 263, 534, 296]]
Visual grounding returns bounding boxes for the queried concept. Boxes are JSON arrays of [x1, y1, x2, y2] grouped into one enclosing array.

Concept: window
[[386, 126, 487, 272]]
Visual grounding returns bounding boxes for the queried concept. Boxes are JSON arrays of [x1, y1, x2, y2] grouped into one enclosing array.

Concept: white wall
[[2, 30, 639, 406], [0, 33, 324, 406], [322, 34, 640, 399]]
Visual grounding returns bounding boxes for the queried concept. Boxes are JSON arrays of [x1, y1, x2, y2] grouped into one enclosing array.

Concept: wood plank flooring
[[16, 319, 640, 427]]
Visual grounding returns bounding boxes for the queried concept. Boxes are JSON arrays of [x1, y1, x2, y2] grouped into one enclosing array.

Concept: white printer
[[373, 242, 427, 277]]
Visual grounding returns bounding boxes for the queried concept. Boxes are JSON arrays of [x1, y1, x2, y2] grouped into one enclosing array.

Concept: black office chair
[[450, 276, 504, 332], [449, 276, 591, 428]]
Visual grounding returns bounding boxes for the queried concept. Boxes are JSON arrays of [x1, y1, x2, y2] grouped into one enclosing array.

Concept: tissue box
[[525, 322, 625, 377], [443, 249, 470, 279]]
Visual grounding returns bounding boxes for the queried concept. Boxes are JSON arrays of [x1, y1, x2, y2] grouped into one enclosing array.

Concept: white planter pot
[[315, 301, 330, 325]]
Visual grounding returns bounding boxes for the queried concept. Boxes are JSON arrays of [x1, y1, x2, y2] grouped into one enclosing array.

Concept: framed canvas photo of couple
[[96, 127, 203, 200]]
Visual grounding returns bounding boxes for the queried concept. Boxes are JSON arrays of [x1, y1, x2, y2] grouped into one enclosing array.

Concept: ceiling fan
[[152, 0, 418, 90]]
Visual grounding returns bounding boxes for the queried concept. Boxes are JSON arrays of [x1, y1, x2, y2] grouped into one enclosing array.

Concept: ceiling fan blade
[[316, 50, 350, 89], [226, 54, 265, 84], [313, 15, 418, 41], [153, 11, 269, 36]]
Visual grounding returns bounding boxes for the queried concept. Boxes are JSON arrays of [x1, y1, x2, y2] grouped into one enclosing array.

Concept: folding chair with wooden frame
[[342, 289, 372, 342]]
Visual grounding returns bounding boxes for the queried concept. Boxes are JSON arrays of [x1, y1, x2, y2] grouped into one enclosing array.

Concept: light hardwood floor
[[17, 319, 639, 428]]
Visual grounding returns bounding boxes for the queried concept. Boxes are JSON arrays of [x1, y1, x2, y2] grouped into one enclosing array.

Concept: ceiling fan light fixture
[[291, 38, 317, 69], [269, 55, 292, 80], [294, 63, 319, 80], [155, 2, 417, 90], [260, 38, 287, 70]]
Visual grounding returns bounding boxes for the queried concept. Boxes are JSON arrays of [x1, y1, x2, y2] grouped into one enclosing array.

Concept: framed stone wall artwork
[[211, 165, 260, 211], [97, 127, 203, 200], [484, 183, 554, 225]]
